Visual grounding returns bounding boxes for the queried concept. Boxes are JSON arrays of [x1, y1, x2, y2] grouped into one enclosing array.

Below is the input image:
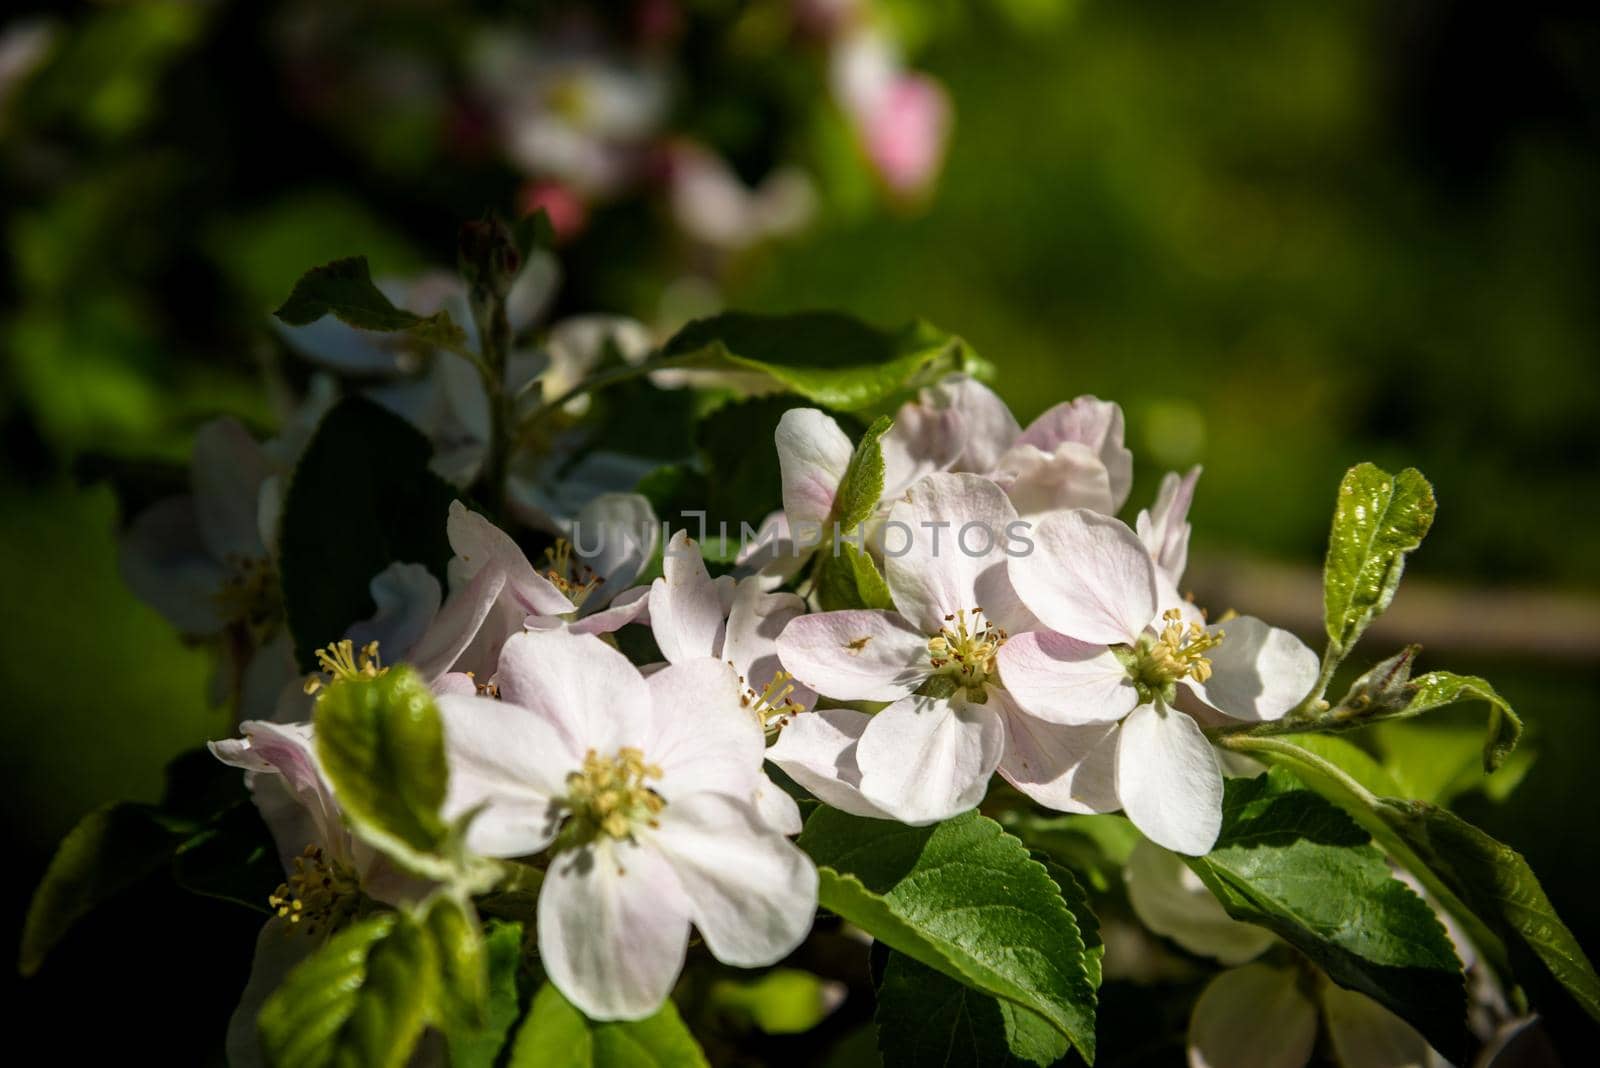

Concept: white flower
[[649, 530, 818, 833], [998, 509, 1318, 854], [770, 472, 1051, 824], [436, 629, 818, 1020], [668, 142, 817, 252]]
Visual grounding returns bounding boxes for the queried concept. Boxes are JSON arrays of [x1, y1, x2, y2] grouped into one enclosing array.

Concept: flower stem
[[514, 350, 699, 444]]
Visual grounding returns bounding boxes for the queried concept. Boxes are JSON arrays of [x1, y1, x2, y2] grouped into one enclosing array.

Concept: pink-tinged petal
[[1137, 467, 1201, 584], [753, 772, 804, 835], [119, 496, 231, 636], [1015, 396, 1133, 512], [406, 565, 508, 680], [211, 721, 342, 866], [766, 710, 897, 819], [864, 74, 950, 197], [856, 692, 1005, 825], [1189, 964, 1318, 1068], [926, 374, 1020, 475], [433, 672, 479, 696], [995, 694, 1121, 813], [436, 693, 577, 857], [651, 793, 819, 966], [1124, 841, 1275, 965], [883, 472, 1021, 635], [448, 501, 575, 617], [880, 399, 964, 501], [650, 531, 727, 663], [539, 837, 692, 1021], [776, 408, 854, 529], [724, 579, 817, 711], [1009, 509, 1157, 646], [993, 442, 1116, 519], [646, 659, 765, 801], [1187, 616, 1319, 723], [776, 610, 929, 702], [346, 562, 442, 660], [1321, 984, 1447, 1068], [570, 492, 658, 601], [997, 630, 1139, 726], [192, 417, 274, 562], [1116, 703, 1222, 855], [494, 630, 653, 754], [566, 584, 651, 636]]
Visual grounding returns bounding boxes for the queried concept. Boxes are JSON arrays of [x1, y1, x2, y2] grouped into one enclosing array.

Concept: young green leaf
[[1323, 464, 1435, 657], [833, 415, 892, 531], [507, 983, 709, 1067], [258, 911, 439, 1068], [278, 396, 456, 671], [874, 949, 1068, 1068], [662, 312, 972, 412], [798, 807, 1098, 1062], [816, 541, 895, 612], [447, 920, 527, 1068], [1184, 771, 1467, 1061], [274, 256, 466, 351], [424, 896, 489, 1035], [314, 666, 449, 861]]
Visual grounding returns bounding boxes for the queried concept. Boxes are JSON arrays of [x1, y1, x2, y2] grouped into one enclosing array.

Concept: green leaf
[[1373, 721, 1534, 805], [507, 983, 709, 1067], [817, 541, 895, 612], [279, 396, 456, 670], [314, 666, 449, 860], [274, 256, 466, 351], [874, 949, 1068, 1068], [694, 395, 793, 529], [1376, 800, 1600, 1025], [425, 896, 488, 1034], [708, 969, 843, 1036], [798, 807, 1098, 1062], [1279, 734, 1404, 798], [448, 920, 526, 1068], [171, 800, 280, 913], [834, 415, 892, 531], [19, 802, 191, 975], [662, 312, 971, 412], [1043, 861, 1103, 992], [259, 912, 439, 1068], [1322, 464, 1435, 656], [1184, 770, 1467, 1061]]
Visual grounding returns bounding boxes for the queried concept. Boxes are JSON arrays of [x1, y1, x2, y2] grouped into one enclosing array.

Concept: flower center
[[740, 669, 804, 733], [1126, 609, 1225, 701], [269, 845, 362, 935], [927, 607, 1006, 690], [214, 553, 279, 626], [563, 747, 666, 842], [303, 639, 387, 695], [542, 539, 603, 609]]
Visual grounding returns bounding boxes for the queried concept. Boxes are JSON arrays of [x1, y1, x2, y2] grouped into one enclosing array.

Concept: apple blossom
[[435, 629, 818, 1019]]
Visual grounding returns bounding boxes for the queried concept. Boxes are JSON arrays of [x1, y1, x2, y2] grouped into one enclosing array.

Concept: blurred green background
[[4, 0, 1597, 1060]]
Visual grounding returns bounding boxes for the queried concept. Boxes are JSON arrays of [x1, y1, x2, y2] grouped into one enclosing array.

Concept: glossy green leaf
[[508, 983, 709, 1067], [258, 912, 439, 1068], [816, 541, 895, 612], [314, 666, 449, 860], [425, 895, 488, 1035], [278, 396, 455, 671], [834, 415, 891, 531], [798, 807, 1098, 1062], [1373, 721, 1534, 805], [662, 312, 971, 412], [448, 920, 526, 1068], [1184, 771, 1467, 1061], [874, 949, 1068, 1068], [274, 256, 466, 350], [1322, 464, 1435, 656]]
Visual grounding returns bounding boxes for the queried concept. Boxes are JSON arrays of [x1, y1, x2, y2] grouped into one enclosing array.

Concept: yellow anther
[[564, 747, 666, 842], [927, 607, 1006, 688], [1144, 608, 1225, 686], [268, 845, 362, 935], [740, 669, 804, 729], [303, 639, 386, 694], [542, 539, 603, 608]]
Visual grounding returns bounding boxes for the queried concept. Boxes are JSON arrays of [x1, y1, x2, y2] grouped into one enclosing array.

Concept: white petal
[[880, 399, 964, 500], [775, 610, 929, 702], [447, 500, 574, 616], [1189, 964, 1318, 1068], [1136, 466, 1201, 584], [735, 511, 811, 589], [997, 630, 1138, 725], [856, 692, 1005, 825], [766, 709, 897, 820], [539, 838, 692, 1021], [119, 496, 230, 635], [992, 442, 1116, 519], [1188, 616, 1320, 723], [570, 492, 658, 597], [226, 919, 326, 1068], [724, 579, 816, 710], [192, 418, 273, 562], [567, 584, 651, 635], [995, 698, 1121, 813], [776, 408, 854, 529], [1124, 840, 1275, 965], [1116, 703, 1223, 855], [753, 772, 804, 835], [645, 659, 765, 801], [1014, 396, 1133, 512], [926, 374, 1020, 475], [436, 693, 576, 857], [1009, 509, 1157, 646], [346, 561, 442, 660], [650, 532, 727, 663], [1322, 984, 1449, 1068], [406, 565, 508, 680], [493, 630, 653, 754], [211, 721, 342, 862], [652, 793, 819, 966], [883, 472, 1022, 635]]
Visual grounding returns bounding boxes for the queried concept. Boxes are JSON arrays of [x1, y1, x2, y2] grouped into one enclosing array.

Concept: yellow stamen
[[268, 844, 362, 935], [1144, 608, 1225, 686], [542, 539, 603, 609], [740, 669, 804, 730], [564, 747, 666, 842], [927, 607, 1007, 688], [303, 640, 386, 694]]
